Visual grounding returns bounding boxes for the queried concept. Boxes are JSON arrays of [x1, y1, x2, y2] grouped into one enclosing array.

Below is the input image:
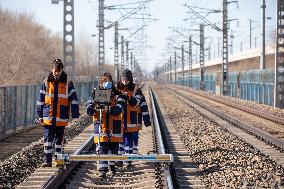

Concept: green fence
[[172, 69, 275, 107], [0, 81, 96, 137]]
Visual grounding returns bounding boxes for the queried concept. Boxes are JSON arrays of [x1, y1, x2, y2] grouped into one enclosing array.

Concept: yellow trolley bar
[[69, 154, 174, 162]]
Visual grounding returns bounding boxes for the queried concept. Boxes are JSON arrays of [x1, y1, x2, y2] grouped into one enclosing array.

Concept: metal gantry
[[114, 22, 119, 81], [126, 41, 129, 70], [181, 44, 185, 86], [120, 36, 125, 74], [199, 24, 205, 90], [133, 56, 136, 72], [249, 19, 257, 49], [63, 0, 75, 80], [170, 56, 172, 84], [130, 51, 133, 71], [260, 0, 266, 69], [167, 61, 170, 84], [222, 0, 229, 95], [274, 0, 284, 108], [230, 30, 234, 55], [208, 42, 211, 60], [98, 0, 105, 75], [174, 52, 177, 84], [218, 37, 220, 57], [188, 35, 192, 87]]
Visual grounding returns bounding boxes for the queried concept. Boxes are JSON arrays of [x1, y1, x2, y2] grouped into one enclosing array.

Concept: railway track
[[152, 83, 284, 188], [16, 84, 206, 189], [151, 87, 205, 188], [0, 111, 91, 189], [163, 85, 284, 165], [61, 85, 160, 189], [172, 85, 284, 125], [0, 107, 87, 162], [0, 125, 43, 161], [16, 125, 94, 189], [169, 85, 284, 150], [13, 82, 284, 188]]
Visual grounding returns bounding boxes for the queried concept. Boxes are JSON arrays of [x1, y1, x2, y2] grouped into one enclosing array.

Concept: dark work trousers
[[123, 132, 134, 164], [43, 125, 65, 163], [133, 131, 139, 154], [97, 142, 119, 173], [117, 142, 125, 167]]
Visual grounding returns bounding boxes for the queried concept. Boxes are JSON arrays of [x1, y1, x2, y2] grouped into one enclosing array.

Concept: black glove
[[135, 88, 143, 96], [144, 122, 151, 127], [128, 96, 137, 106], [86, 103, 95, 116], [121, 93, 129, 101], [110, 107, 116, 116]]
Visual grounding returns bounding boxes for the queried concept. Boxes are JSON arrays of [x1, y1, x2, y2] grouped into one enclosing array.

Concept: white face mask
[[102, 81, 113, 89]]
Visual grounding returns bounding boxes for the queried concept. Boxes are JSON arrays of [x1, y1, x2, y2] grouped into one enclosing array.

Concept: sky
[[0, 0, 277, 73]]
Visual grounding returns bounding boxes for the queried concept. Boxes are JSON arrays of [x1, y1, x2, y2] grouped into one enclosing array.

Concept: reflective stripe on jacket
[[122, 89, 140, 133], [86, 94, 124, 143], [36, 73, 79, 126], [137, 94, 150, 130]]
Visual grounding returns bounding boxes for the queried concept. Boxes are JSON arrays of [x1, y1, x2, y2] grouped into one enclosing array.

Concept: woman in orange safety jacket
[[86, 72, 125, 178], [116, 69, 141, 168], [36, 59, 80, 167]]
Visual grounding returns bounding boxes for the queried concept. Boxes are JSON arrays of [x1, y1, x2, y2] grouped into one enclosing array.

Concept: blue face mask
[[102, 81, 112, 89]]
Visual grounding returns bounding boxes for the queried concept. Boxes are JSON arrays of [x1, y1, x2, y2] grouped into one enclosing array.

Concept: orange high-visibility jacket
[[86, 91, 125, 143], [121, 88, 141, 133], [36, 72, 79, 126]]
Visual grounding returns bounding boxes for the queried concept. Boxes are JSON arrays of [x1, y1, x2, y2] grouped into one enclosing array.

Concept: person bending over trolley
[[86, 72, 125, 178]]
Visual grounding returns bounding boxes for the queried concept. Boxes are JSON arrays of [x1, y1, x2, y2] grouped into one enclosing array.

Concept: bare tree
[[0, 9, 114, 86], [0, 9, 62, 86], [75, 31, 115, 80]]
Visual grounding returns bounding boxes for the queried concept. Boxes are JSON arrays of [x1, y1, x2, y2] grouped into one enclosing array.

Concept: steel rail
[[167, 88, 284, 151], [175, 85, 284, 125], [150, 88, 174, 189], [41, 135, 94, 189], [40, 87, 174, 189]]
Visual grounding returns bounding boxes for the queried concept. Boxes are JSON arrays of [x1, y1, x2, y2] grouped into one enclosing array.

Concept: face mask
[[102, 81, 112, 89]]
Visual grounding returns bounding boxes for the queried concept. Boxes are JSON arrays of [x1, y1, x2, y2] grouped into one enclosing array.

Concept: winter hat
[[121, 69, 133, 82]]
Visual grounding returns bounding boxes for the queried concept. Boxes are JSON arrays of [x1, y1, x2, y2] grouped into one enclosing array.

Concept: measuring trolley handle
[[93, 88, 112, 109], [55, 153, 174, 168]]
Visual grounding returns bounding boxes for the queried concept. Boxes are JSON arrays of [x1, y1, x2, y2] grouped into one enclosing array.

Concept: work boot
[[125, 162, 132, 169], [115, 161, 123, 167], [42, 162, 52, 167], [98, 171, 107, 178], [110, 165, 116, 176]]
